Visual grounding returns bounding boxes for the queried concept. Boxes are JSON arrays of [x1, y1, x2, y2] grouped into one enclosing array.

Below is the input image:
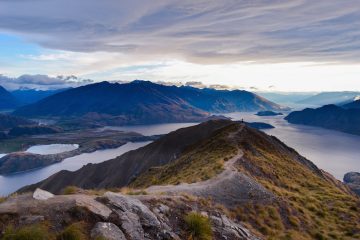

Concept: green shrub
[[2, 224, 53, 240], [0, 197, 6, 204], [56, 222, 87, 240], [62, 186, 78, 195], [184, 212, 213, 240]]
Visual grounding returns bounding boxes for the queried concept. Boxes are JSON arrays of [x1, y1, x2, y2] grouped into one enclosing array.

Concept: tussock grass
[[233, 126, 360, 239], [56, 222, 87, 240], [62, 186, 79, 195], [131, 126, 238, 188], [2, 224, 54, 240], [184, 212, 213, 240]]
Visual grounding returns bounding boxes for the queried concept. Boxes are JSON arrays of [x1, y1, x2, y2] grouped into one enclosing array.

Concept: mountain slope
[[13, 81, 209, 124], [13, 81, 285, 125], [0, 86, 19, 110], [173, 86, 286, 112], [0, 114, 34, 131], [298, 91, 360, 106], [21, 120, 360, 239], [285, 104, 360, 135], [22, 120, 233, 192], [11, 88, 67, 105], [343, 99, 360, 109]]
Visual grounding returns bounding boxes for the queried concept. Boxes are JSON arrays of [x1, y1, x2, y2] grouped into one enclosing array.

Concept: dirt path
[[146, 149, 244, 195], [146, 124, 275, 206]]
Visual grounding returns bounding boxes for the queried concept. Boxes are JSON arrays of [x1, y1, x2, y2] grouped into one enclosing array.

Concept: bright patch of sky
[[1, 1, 360, 91]]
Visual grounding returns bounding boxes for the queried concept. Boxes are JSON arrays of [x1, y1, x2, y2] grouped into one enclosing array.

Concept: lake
[[225, 112, 360, 180], [0, 141, 151, 196], [26, 144, 79, 155]]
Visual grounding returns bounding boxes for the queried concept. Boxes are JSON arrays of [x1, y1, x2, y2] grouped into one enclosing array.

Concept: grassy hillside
[[132, 123, 360, 239], [131, 125, 238, 187]]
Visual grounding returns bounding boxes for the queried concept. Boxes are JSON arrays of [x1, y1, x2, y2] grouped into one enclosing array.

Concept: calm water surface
[[26, 144, 79, 155], [0, 141, 150, 196], [225, 112, 360, 180]]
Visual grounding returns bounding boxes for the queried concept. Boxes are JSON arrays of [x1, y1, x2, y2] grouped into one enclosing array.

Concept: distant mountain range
[[0, 86, 19, 110], [257, 92, 316, 105], [343, 99, 360, 109], [297, 91, 360, 106], [14, 81, 286, 125], [285, 104, 360, 135], [11, 88, 67, 106], [0, 86, 64, 110]]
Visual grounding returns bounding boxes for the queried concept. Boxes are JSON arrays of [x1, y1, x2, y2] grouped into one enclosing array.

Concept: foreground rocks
[[91, 222, 126, 240], [344, 172, 360, 196], [0, 189, 260, 240]]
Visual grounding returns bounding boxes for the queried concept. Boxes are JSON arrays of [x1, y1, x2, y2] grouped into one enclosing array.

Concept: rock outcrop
[[91, 222, 126, 240], [344, 172, 360, 196], [0, 190, 260, 240]]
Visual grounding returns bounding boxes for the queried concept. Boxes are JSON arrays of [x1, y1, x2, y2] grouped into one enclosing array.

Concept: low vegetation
[[233, 126, 360, 239], [131, 123, 360, 239], [184, 212, 213, 240], [1, 224, 53, 240], [0, 221, 89, 240], [56, 222, 87, 240], [62, 186, 79, 195], [131, 126, 238, 187]]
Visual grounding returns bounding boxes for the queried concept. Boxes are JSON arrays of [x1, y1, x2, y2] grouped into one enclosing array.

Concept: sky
[[0, 0, 360, 91]]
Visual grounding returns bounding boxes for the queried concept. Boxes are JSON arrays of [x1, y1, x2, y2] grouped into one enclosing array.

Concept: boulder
[[33, 188, 54, 200], [117, 210, 144, 240], [74, 195, 112, 219], [211, 214, 260, 240], [104, 192, 161, 228], [91, 222, 126, 240]]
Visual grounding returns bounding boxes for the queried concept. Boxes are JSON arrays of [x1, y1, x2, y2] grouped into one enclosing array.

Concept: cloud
[[0, 74, 93, 90], [185, 81, 207, 88], [0, 0, 359, 64]]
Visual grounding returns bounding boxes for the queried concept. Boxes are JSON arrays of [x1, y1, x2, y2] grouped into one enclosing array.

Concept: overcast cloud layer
[[1, 0, 360, 63], [1, 1, 360, 91], [0, 74, 93, 90]]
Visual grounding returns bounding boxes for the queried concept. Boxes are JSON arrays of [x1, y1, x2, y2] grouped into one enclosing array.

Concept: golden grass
[[131, 126, 238, 188], [232, 126, 360, 240]]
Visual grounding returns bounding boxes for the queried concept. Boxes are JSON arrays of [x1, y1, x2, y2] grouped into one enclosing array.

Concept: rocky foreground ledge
[[0, 188, 259, 240]]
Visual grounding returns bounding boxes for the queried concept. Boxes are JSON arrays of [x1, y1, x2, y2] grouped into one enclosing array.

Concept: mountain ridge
[[0, 86, 19, 110], [13, 81, 285, 125], [285, 104, 360, 135]]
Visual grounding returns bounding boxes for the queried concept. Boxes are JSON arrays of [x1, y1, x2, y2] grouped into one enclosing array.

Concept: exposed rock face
[[105, 192, 161, 228], [0, 190, 260, 240], [91, 222, 126, 240], [33, 188, 54, 200], [344, 172, 360, 196], [211, 214, 260, 240]]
